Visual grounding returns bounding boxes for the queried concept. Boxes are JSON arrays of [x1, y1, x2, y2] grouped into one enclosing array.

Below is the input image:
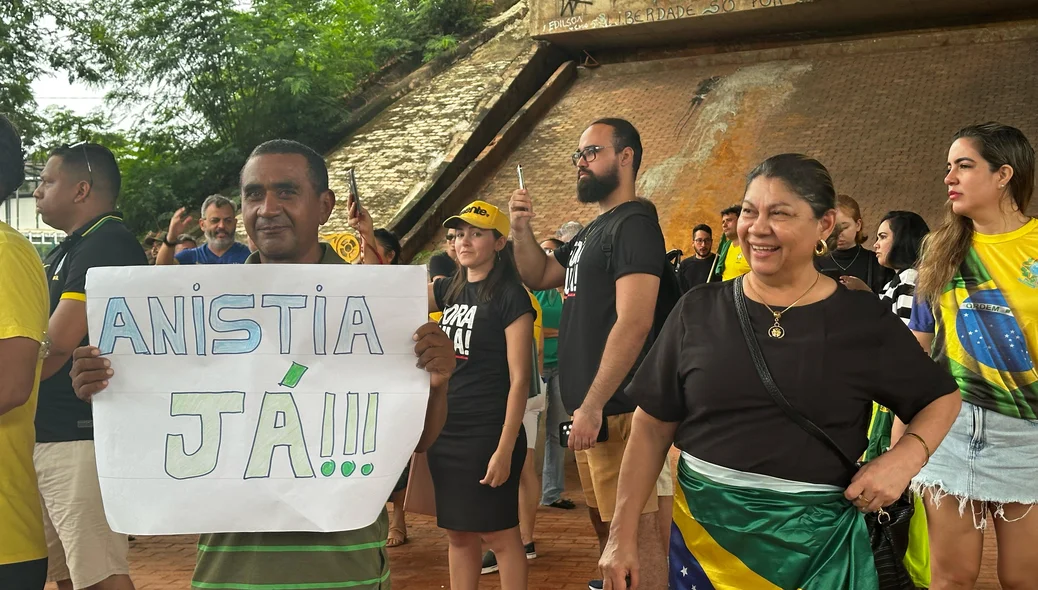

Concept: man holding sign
[[71, 140, 453, 589]]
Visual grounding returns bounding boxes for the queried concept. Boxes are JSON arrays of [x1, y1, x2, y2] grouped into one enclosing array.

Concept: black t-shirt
[[678, 254, 716, 292], [816, 245, 892, 294], [627, 280, 958, 487], [38, 212, 149, 442], [428, 252, 457, 279], [434, 277, 534, 423], [553, 201, 666, 416]]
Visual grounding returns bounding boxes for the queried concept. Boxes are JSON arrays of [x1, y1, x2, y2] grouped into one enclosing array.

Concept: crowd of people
[[1, 109, 1035, 590]]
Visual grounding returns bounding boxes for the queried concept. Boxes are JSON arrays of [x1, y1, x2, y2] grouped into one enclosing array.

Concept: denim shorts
[[912, 401, 1038, 518]]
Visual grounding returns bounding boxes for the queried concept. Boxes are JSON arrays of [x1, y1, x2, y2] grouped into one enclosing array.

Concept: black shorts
[[0, 557, 47, 590]]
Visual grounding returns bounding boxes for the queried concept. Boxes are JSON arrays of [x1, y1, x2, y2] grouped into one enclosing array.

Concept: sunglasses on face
[[445, 234, 456, 242]]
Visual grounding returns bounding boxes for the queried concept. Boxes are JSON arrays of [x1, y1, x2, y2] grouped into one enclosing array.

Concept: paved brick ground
[[46, 463, 1002, 589]]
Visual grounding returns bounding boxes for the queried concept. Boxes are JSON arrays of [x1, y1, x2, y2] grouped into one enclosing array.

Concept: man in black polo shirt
[[33, 142, 144, 590], [509, 118, 667, 590]]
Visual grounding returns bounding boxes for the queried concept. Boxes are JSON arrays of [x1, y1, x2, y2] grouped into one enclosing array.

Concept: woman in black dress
[[816, 194, 893, 293], [598, 154, 962, 590], [427, 200, 534, 590]]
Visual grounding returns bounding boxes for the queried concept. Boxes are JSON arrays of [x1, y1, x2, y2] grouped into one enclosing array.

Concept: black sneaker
[[481, 543, 536, 574], [480, 550, 498, 575], [589, 580, 603, 590]]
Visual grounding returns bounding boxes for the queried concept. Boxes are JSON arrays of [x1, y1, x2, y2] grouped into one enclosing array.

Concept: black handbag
[[732, 277, 916, 590]]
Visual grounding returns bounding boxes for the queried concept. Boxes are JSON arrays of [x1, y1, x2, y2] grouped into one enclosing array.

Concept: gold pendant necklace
[[746, 273, 820, 339]]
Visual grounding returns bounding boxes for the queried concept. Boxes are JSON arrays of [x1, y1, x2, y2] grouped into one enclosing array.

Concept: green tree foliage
[[20, 0, 495, 234], [0, 0, 118, 147]]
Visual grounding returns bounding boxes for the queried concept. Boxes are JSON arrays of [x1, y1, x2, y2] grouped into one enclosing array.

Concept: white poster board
[[85, 264, 429, 535]]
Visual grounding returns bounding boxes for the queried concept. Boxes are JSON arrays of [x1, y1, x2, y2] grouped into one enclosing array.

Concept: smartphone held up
[[348, 168, 362, 218]]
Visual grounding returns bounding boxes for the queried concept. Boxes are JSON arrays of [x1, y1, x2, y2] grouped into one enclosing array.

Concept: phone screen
[[348, 169, 361, 217]]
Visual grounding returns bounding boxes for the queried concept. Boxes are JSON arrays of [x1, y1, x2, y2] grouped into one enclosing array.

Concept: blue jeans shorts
[[912, 401, 1038, 526]]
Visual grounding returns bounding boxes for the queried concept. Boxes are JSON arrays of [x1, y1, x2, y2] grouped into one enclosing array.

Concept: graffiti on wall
[[560, 0, 594, 16], [541, 0, 809, 34]]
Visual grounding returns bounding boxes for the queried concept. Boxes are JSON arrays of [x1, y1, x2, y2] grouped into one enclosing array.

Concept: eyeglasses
[[571, 145, 613, 167], [69, 141, 94, 188], [445, 234, 456, 242]]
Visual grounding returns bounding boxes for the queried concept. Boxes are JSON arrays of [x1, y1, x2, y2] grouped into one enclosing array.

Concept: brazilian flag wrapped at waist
[[671, 453, 878, 590]]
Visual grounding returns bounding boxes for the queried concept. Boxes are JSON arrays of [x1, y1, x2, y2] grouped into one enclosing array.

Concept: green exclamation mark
[[279, 362, 308, 388]]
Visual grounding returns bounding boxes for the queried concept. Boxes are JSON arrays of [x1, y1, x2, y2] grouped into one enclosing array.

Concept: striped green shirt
[[195, 245, 390, 590], [191, 507, 390, 589]]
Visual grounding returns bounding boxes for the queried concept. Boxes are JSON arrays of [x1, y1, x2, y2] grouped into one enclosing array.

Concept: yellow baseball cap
[[443, 200, 510, 238]]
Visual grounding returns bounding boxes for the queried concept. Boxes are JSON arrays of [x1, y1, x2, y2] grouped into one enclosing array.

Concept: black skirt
[[426, 416, 527, 532]]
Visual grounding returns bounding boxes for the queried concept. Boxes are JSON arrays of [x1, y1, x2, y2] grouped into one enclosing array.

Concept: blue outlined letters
[[98, 297, 150, 355], [97, 287, 386, 356], [333, 296, 384, 355], [210, 295, 263, 354]]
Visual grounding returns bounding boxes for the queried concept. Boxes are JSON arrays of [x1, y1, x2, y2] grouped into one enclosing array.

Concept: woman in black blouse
[[598, 154, 961, 590], [426, 200, 534, 589], [817, 194, 893, 293]]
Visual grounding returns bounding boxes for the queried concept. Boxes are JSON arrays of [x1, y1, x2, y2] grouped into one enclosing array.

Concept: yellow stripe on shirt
[[60, 292, 87, 302]]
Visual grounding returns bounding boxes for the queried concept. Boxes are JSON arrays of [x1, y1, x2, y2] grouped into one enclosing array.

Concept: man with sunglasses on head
[[510, 118, 667, 590], [32, 142, 145, 590]]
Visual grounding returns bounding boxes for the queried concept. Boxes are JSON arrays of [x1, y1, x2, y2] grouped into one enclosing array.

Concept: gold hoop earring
[[814, 239, 829, 257]]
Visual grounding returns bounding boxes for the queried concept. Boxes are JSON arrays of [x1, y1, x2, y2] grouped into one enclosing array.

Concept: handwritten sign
[[85, 264, 429, 535]]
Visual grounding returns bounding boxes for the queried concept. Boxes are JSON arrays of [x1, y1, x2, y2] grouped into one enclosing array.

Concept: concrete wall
[[532, 0, 790, 37], [424, 20, 1038, 257], [321, 3, 536, 236], [530, 0, 1037, 50]]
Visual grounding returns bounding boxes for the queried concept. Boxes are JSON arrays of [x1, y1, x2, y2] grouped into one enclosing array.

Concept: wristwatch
[[163, 235, 177, 247]]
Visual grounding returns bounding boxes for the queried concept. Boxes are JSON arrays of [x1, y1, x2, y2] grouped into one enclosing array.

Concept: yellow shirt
[[0, 221, 49, 565], [722, 243, 752, 281], [529, 291, 543, 367]]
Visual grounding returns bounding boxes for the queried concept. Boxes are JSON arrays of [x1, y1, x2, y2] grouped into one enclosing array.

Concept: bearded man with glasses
[[509, 118, 669, 590]]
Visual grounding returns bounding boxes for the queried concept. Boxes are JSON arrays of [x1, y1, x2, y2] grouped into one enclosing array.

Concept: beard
[[576, 166, 619, 204], [206, 229, 234, 250]]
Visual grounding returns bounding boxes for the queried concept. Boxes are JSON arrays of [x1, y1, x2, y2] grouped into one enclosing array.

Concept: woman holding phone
[[427, 200, 534, 590]]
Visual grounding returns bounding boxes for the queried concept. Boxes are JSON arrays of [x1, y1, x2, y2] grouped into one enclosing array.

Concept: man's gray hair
[[556, 221, 583, 242], [200, 194, 237, 217]]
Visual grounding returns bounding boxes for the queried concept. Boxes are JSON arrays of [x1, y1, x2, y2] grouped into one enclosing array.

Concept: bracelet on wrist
[[902, 432, 931, 466]]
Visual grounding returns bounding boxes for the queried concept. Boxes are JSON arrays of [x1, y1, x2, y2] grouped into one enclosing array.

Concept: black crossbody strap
[[732, 277, 859, 474]]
